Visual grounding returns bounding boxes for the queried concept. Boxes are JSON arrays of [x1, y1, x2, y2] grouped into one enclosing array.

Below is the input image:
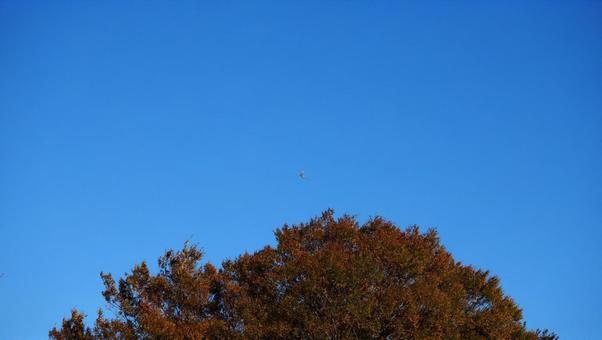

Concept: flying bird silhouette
[[298, 170, 307, 180]]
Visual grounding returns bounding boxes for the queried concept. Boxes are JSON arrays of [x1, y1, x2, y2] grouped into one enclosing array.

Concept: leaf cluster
[[50, 210, 556, 339]]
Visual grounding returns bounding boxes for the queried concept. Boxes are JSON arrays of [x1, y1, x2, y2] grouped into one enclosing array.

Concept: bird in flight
[[298, 170, 307, 180]]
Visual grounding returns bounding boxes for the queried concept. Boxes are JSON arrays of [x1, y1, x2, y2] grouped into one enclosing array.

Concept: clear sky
[[1, 1, 600, 338]]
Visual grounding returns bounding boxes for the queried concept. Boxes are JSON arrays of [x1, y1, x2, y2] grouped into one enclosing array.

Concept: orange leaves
[[50, 210, 556, 339]]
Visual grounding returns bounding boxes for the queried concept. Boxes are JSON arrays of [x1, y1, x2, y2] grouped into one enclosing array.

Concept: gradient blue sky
[[1, 1, 601, 338]]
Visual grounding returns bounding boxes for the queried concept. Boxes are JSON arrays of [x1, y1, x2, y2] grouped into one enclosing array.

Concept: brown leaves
[[50, 210, 555, 339]]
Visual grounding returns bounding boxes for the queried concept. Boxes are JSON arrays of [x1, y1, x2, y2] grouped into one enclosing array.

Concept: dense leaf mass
[[50, 210, 556, 339]]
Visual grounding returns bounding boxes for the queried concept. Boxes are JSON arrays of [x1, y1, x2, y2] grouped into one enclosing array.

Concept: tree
[[50, 210, 556, 339]]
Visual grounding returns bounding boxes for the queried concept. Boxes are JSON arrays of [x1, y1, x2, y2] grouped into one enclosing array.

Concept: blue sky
[[1, 1, 600, 338]]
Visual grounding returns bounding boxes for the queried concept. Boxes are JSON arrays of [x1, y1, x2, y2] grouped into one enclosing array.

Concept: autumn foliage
[[50, 210, 556, 339]]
